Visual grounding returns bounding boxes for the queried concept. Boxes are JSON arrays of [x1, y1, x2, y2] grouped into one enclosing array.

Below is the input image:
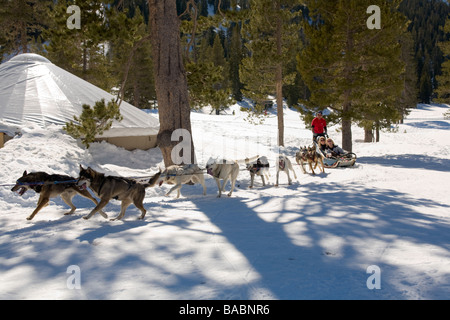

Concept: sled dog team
[[12, 150, 325, 221]]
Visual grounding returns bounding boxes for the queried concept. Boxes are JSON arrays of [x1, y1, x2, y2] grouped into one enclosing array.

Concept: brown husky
[[77, 165, 161, 221], [11, 171, 105, 221], [295, 146, 325, 175]]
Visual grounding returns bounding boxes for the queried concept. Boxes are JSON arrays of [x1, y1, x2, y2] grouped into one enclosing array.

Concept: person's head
[[316, 111, 323, 118], [326, 138, 334, 147], [318, 136, 326, 144]]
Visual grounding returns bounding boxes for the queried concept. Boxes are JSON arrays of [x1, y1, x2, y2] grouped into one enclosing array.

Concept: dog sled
[[321, 152, 357, 168], [314, 138, 357, 169]]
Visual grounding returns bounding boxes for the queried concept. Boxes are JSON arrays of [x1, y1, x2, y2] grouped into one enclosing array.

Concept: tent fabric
[[0, 53, 159, 138]]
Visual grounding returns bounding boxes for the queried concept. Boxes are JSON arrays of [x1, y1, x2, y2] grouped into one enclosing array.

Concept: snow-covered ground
[[0, 103, 449, 300]]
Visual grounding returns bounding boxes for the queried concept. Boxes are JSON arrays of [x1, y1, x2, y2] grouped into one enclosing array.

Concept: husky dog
[[206, 156, 259, 197], [11, 170, 104, 221], [296, 145, 324, 175], [246, 156, 270, 188], [77, 166, 161, 221], [275, 155, 297, 186], [295, 147, 309, 174], [158, 164, 206, 199]]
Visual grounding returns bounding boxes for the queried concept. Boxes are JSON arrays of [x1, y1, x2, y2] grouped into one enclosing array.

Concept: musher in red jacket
[[311, 111, 327, 143]]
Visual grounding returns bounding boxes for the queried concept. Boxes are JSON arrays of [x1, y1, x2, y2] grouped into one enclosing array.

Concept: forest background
[[1, 0, 449, 152]]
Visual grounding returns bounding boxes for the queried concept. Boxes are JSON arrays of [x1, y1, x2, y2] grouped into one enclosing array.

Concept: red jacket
[[311, 117, 327, 134]]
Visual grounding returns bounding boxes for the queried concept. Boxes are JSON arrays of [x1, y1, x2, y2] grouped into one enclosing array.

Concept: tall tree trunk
[[275, 1, 284, 147], [342, 14, 354, 153], [20, 21, 28, 53], [149, 0, 194, 166], [342, 102, 352, 152], [82, 46, 88, 79], [276, 64, 284, 147], [375, 120, 380, 143], [364, 127, 374, 143]]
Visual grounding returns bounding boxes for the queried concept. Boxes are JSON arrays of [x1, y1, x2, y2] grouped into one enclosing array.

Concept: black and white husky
[[246, 156, 270, 188]]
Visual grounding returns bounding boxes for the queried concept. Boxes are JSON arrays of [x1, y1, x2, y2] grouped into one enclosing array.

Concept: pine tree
[[228, 23, 244, 101], [179, 2, 236, 112], [298, 0, 406, 151], [108, 7, 155, 108], [64, 99, 123, 148], [419, 59, 433, 104], [240, 0, 302, 147], [0, 0, 51, 58], [112, 0, 149, 23], [122, 38, 156, 109], [436, 16, 450, 104], [43, 1, 154, 104], [397, 31, 418, 122], [44, 0, 112, 90], [399, 0, 449, 103], [187, 32, 233, 113], [149, 0, 195, 166]]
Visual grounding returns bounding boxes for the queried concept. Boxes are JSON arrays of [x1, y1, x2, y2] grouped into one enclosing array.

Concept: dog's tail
[[143, 170, 162, 188]]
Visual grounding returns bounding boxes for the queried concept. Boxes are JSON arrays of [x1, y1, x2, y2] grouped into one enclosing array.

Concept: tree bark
[[342, 14, 354, 153], [148, 0, 194, 166], [342, 103, 353, 152], [275, 1, 284, 147], [375, 120, 380, 143], [20, 21, 28, 53], [364, 127, 374, 143]]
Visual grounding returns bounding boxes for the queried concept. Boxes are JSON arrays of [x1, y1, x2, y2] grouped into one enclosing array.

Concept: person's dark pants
[[313, 133, 327, 143]]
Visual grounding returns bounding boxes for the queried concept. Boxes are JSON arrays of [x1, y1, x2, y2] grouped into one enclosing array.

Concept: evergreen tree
[[179, 2, 235, 112], [419, 59, 433, 104], [397, 31, 418, 123], [108, 7, 155, 108], [0, 0, 51, 59], [64, 99, 123, 149], [43, 0, 154, 106], [44, 0, 112, 90], [227, 23, 244, 101], [284, 56, 310, 108], [399, 0, 449, 103], [436, 16, 450, 103], [299, 0, 406, 151], [121, 38, 156, 109], [112, 0, 149, 23], [240, 0, 302, 147], [199, 0, 209, 17], [187, 32, 233, 113], [212, 32, 227, 68]]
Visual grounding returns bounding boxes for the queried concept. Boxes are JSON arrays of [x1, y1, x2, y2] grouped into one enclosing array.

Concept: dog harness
[[96, 176, 136, 196], [248, 158, 270, 174], [16, 177, 77, 193]]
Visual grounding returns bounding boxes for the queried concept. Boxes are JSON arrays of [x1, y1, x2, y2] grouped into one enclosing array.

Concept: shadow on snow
[[358, 154, 450, 172], [1, 179, 449, 299]]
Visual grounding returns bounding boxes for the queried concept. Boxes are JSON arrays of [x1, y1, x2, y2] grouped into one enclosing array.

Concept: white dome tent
[[0, 53, 159, 150]]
